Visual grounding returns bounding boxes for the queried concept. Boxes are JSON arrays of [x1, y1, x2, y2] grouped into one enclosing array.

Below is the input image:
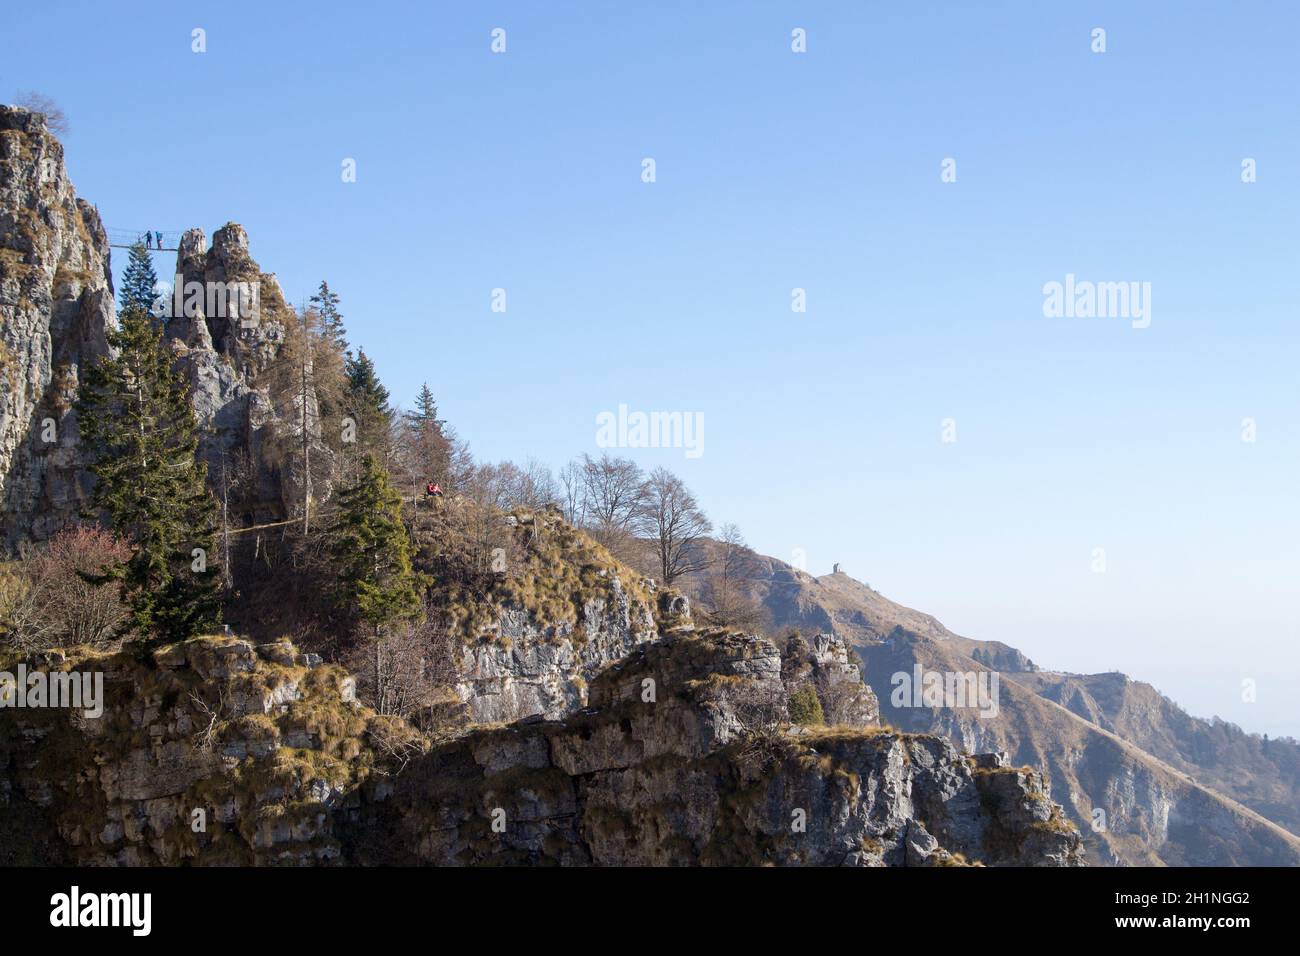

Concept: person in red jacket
[[425, 482, 443, 498]]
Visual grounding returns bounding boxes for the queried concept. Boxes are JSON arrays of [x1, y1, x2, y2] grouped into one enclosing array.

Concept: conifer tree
[[344, 349, 395, 464], [404, 382, 452, 487], [309, 280, 348, 353], [330, 453, 421, 634], [119, 242, 160, 314], [76, 305, 222, 641]]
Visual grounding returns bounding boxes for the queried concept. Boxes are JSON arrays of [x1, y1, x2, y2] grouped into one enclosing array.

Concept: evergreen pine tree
[[345, 349, 395, 462], [309, 280, 348, 353], [76, 305, 222, 642], [330, 453, 421, 634], [404, 382, 451, 485], [119, 242, 160, 314], [787, 685, 825, 726]]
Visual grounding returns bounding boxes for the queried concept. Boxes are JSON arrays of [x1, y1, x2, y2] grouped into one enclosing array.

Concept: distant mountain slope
[[859, 629, 1300, 866], [1015, 670, 1300, 837], [747, 559, 956, 643], [714, 556, 1300, 866]]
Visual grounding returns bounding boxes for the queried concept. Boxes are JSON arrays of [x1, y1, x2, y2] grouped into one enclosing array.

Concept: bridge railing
[[106, 228, 188, 251]]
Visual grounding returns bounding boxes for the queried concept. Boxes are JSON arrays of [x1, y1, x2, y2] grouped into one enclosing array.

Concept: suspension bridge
[[106, 228, 188, 252]]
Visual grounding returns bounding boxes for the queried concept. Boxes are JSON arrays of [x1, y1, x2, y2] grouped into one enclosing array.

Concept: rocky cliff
[[0, 627, 1081, 866], [352, 629, 1078, 866], [0, 636, 382, 865], [415, 504, 883, 732], [0, 106, 112, 552], [0, 106, 321, 554], [163, 222, 315, 523], [0, 522, 1081, 867], [781, 629, 880, 726]]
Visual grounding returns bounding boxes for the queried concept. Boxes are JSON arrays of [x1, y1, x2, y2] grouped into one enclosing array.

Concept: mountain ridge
[[712, 552, 1300, 865]]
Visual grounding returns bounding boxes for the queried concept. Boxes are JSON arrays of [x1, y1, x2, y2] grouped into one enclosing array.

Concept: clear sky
[[4, 1, 1297, 736]]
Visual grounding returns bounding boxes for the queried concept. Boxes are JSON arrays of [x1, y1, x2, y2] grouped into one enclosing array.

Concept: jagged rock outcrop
[[455, 573, 658, 723], [0, 107, 324, 546], [0, 106, 112, 553], [0, 636, 383, 865], [445, 537, 882, 731], [411, 507, 666, 726], [168, 224, 287, 376], [781, 631, 880, 726], [1, 630, 1082, 866], [350, 630, 1081, 866], [163, 223, 320, 521]]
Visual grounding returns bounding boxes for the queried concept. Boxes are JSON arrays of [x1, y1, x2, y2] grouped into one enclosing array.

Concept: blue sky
[[4, 1, 1298, 736]]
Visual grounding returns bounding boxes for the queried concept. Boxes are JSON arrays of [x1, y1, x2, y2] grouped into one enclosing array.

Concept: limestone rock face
[[1, 629, 1083, 867], [0, 636, 381, 865], [169, 223, 285, 374], [164, 223, 324, 522], [354, 631, 1084, 866], [781, 632, 880, 726], [0, 107, 325, 546], [455, 574, 658, 724], [0, 106, 113, 553]]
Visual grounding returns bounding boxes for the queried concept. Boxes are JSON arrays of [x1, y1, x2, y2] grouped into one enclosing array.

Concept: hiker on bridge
[[143, 232, 152, 249], [155, 230, 163, 249]]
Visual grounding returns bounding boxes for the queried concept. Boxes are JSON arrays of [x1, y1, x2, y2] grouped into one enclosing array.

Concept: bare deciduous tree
[[557, 459, 586, 526], [446, 437, 477, 491], [719, 677, 787, 770], [453, 458, 557, 516], [263, 306, 345, 534], [579, 453, 647, 560], [699, 523, 768, 632], [346, 610, 458, 720], [190, 689, 227, 752], [641, 467, 711, 585], [15, 91, 68, 135], [215, 446, 254, 591], [0, 526, 131, 650]]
